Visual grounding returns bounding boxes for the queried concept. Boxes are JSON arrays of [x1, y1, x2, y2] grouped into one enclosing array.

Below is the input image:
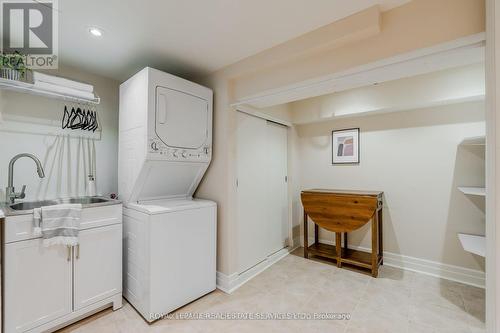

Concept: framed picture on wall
[[332, 128, 360, 164]]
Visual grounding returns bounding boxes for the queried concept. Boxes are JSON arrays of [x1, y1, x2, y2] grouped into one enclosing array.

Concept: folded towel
[[33, 81, 96, 100], [33, 204, 82, 247], [33, 72, 94, 93]]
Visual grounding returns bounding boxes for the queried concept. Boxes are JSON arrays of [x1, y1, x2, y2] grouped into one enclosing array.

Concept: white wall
[[296, 100, 485, 271], [0, 66, 119, 202]]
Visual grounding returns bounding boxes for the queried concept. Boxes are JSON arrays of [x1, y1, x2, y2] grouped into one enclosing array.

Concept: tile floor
[[58, 249, 485, 333]]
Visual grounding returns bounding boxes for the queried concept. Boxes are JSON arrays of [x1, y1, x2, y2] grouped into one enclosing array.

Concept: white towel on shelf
[[33, 204, 82, 247], [33, 81, 96, 100], [33, 71, 94, 93]]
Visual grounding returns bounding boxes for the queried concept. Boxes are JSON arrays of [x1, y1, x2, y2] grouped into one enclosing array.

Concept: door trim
[[236, 106, 292, 127], [486, 0, 499, 331]]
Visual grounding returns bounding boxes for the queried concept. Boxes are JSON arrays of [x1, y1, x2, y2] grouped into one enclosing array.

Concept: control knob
[[172, 150, 179, 158], [151, 142, 158, 151], [181, 151, 188, 158]]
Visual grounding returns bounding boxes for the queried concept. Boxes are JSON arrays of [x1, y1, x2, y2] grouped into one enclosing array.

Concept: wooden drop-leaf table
[[301, 189, 383, 277]]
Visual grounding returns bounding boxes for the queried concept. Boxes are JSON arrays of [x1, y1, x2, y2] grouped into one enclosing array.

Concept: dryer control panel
[[148, 137, 211, 162]]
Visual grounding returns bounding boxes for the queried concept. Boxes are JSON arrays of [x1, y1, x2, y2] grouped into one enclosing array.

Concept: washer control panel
[[148, 138, 211, 161]]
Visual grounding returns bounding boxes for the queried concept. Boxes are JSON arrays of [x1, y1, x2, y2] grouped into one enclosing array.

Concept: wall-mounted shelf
[[458, 187, 486, 197], [460, 136, 485, 146], [457, 135, 486, 258], [0, 77, 100, 104], [458, 233, 485, 257]]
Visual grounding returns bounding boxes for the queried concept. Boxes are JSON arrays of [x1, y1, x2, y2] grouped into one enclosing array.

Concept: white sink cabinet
[[3, 203, 123, 333]]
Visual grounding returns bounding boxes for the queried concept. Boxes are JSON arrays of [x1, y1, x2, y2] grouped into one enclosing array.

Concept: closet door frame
[[486, 0, 500, 331]]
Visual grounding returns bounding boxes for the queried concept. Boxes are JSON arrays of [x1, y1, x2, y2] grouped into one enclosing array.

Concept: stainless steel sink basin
[[6, 197, 117, 213], [9, 200, 58, 211], [60, 197, 109, 205]]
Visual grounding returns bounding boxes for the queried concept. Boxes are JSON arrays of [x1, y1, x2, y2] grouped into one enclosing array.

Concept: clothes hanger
[[62, 102, 99, 132], [70, 107, 83, 129], [92, 110, 99, 132], [62, 106, 70, 129], [81, 109, 90, 130]]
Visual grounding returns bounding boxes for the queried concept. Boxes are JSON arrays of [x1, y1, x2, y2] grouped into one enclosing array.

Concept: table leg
[[336, 232, 342, 268], [303, 212, 309, 259], [344, 233, 348, 249], [378, 208, 383, 265], [314, 224, 319, 244], [371, 214, 379, 277]]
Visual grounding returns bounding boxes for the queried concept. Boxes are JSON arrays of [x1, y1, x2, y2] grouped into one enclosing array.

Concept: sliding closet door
[[236, 112, 288, 274], [265, 121, 288, 255], [236, 112, 270, 273]]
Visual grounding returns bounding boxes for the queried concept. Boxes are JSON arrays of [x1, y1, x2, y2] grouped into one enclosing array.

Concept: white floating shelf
[[458, 233, 485, 257], [458, 187, 486, 197], [0, 77, 100, 104], [460, 136, 485, 146]]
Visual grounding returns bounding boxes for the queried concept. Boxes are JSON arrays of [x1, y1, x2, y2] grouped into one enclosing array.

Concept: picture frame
[[332, 128, 360, 164]]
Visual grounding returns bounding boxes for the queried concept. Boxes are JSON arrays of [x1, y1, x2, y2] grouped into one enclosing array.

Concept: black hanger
[[93, 111, 99, 132], [62, 105, 99, 132], [70, 107, 83, 129], [62, 106, 70, 129], [67, 107, 76, 128], [81, 109, 90, 130]]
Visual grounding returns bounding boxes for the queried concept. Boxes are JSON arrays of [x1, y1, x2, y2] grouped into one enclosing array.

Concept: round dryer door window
[[155, 86, 209, 149]]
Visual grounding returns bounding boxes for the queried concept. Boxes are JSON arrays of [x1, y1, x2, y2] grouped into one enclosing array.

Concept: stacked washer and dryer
[[118, 67, 216, 322]]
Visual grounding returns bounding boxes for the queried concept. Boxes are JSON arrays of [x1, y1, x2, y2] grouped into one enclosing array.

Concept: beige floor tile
[[304, 289, 358, 316], [409, 302, 472, 331], [407, 321, 471, 333], [410, 284, 465, 311], [358, 283, 411, 318], [345, 303, 408, 333], [56, 251, 483, 333], [411, 274, 465, 294], [469, 327, 487, 333], [283, 319, 347, 333], [461, 285, 486, 329]]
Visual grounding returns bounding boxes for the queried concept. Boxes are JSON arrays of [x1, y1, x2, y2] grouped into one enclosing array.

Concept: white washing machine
[[118, 68, 216, 322]]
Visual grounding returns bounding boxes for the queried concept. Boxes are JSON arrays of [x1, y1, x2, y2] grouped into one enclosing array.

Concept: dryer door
[[155, 86, 208, 149]]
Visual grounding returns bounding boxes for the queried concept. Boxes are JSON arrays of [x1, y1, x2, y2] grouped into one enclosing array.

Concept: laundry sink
[[60, 197, 109, 205], [4, 197, 119, 215], [9, 200, 59, 211]]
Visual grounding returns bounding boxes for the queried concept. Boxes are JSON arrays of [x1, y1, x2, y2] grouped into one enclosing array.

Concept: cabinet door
[[4, 240, 72, 333], [73, 224, 122, 310]]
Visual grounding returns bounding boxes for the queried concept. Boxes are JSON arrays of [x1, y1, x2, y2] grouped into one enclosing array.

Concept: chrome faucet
[[6, 153, 45, 204]]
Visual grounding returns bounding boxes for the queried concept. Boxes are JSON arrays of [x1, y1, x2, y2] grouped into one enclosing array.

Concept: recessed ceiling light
[[89, 27, 103, 37]]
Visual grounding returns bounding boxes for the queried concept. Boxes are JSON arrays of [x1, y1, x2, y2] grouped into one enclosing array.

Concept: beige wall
[[0, 66, 119, 201], [290, 64, 485, 124], [198, 0, 486, 275], [230, 0, 485, 101], [296, 101, 485, 271]]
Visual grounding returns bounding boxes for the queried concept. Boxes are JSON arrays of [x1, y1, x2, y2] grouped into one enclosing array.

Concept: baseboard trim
[[307, 237, 485, 288], [216, 247, 290, 294]]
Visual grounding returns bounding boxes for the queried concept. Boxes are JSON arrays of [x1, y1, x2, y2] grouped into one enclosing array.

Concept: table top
[[301, 189, 383, 197]]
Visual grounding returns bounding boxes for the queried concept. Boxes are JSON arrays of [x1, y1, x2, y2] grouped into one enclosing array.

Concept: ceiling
[[58, 0, 410, 82]]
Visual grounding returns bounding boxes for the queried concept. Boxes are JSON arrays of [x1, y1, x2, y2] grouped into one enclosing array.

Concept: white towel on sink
[[33, 204, 82, 247]]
